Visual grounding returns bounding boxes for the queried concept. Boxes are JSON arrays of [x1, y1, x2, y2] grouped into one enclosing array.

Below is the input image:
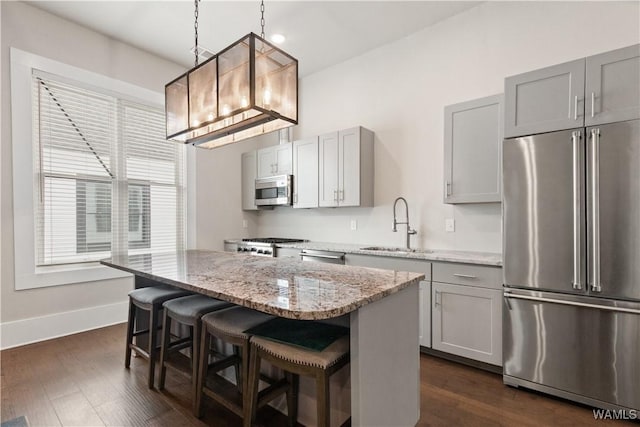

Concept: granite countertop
[[225, 239, 502, 267], [101, 250, 424, 320]]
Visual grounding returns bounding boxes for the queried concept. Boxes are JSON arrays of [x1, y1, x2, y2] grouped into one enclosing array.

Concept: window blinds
[[33, 73, 185, 266]]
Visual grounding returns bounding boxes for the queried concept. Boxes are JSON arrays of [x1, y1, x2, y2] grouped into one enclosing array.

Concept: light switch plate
[[445, 218, 455, 232], [350, 219, 358, 231], [242, 219, 248, 229]]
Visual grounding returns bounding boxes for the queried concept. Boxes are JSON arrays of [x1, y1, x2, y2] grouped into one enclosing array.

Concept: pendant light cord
[[260, 0, 265, 39], [194, 0, 200, 66]]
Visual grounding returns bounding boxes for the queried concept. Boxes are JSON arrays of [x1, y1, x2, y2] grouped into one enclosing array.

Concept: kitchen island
[[102, 250, 424, 427]]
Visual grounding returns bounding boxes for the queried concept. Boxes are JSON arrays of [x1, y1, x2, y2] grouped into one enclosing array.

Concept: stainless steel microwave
[[255, 175, 292, 207]]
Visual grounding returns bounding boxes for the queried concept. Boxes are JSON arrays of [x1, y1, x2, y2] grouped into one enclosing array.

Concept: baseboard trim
[[1, 300, 128, 350], [420, 346, 503, 375]]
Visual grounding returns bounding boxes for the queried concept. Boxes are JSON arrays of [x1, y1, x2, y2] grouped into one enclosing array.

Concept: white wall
[[0, 2, 184, 333], [243, 1, 639, 252]]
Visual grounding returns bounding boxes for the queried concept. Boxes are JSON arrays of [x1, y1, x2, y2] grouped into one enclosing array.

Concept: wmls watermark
[[593, 408, 638, 420]]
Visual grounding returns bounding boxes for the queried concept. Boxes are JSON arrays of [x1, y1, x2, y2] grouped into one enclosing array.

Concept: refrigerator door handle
[[571, 131, 582, 290], [590, 128, 602, 293], [504, 292, 640, 315]]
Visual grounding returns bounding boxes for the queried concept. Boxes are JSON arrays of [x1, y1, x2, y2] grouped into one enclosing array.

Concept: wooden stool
[[157, 295, 232, 407], [246, 333, 350, 427], [125, 286, 191, 388], [195, 306, 274, 419]]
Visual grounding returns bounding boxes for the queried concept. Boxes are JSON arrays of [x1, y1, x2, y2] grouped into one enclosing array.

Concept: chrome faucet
[[392, 197, 417, 250]]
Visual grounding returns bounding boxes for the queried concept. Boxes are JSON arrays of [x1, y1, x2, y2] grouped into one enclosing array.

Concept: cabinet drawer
[[346, 254, 431, 280], [432, 263, 501, 289]]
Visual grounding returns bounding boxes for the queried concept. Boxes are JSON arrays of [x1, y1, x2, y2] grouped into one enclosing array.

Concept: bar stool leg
[[195, 326, 211, 418], [233, 345, 242, 393], [125, 300, 135, 369], [157, 308, 172, 390], [191, 321, 202, 413], [285, 372, 299, 427], [244, 347, 261, 427], [148, 305, 160, 389], [316, 371, 330, 427]]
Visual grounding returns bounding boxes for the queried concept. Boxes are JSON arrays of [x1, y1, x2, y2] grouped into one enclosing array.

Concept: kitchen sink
[[360, 246, 432, 254]]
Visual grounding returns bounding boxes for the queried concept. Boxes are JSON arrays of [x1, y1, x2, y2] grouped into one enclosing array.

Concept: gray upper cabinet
[[444, 94, 503, 204], [292, 137, 319, 208], [505, 59, 585, 138], [585, 44, 640, 126], [241, 151, 258, 211], [257, 142, 292, 178], [505, 44, 640, 137], [319, 126, 374, 208]]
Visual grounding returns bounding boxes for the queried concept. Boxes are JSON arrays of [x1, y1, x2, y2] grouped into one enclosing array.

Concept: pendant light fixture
[[165, 0, 298, 149]]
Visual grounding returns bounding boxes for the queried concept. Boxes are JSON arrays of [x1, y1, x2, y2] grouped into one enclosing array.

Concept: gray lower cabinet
[[585, 44, 640, 126], [419, 281, 431, 348], [444, 94, 503, 203], [276, 247, 301, 258], [505, 58, 585, 138], [431, 262, 502, 366], [223, 242, 238, 252], [431, 284, 502, 366]]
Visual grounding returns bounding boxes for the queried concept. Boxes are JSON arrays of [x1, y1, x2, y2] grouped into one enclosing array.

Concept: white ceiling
[[28, 1, 480, 76]]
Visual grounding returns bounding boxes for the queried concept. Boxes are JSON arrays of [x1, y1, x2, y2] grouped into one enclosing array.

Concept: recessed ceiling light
[[270, 34, 286, 44]]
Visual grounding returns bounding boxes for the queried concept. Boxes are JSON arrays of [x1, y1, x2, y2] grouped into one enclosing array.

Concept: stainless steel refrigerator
[[502, 119, 640, 411]]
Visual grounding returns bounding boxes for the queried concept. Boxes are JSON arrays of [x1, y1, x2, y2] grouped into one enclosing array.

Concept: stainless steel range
[[236, 238, 306, 257]]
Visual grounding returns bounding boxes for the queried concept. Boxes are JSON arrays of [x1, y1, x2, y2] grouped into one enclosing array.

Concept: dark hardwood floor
[[0, 324, 633, 426]]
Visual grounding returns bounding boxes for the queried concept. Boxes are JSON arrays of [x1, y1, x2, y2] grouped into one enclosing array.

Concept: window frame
[[10, 48, 192, 290]]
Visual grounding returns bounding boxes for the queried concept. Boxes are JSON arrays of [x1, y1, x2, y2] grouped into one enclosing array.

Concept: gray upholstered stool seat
[[246, 330, 350, 427], [157, 295, 233, 410], [250, 335, 349, 370], [195, 307, 275, 420], [125, 286, 191, 389], [162, 295, 233, 326]]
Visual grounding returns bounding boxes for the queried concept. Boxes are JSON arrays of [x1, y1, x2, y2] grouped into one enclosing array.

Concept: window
[[34, 73, 185, 266]]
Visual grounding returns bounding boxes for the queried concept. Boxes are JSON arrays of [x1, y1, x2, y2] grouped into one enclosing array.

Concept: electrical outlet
[[445, 218, 455, 232], [350, 219, 358, 231], [242, 219, 248, 229]]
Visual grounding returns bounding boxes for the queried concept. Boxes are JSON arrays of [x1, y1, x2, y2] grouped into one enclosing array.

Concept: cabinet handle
[[574, 95, 578, 120], [339, 190, 344, 201], [293, 193, 297, 204], [453, 273, 477, 279], [591, 92, 595, 118], [444, 181, 451, 198], [434, 291, 441, 307], [333, 190, 338, 202]]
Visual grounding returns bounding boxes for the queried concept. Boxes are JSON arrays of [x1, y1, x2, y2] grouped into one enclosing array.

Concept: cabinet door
[[241, 151, 258, 210], [505, 59, 585, 138], [444, 94, 503, 204], [275, 142, 293, 175], [432, 282, 502, 366], [585, 44, 640, 126], [318, 131, 339, 207], [419, 281, 431, 348], [292, 138, 319, 208], [338, 127, 361, 207], [257, 146, 276, 178]]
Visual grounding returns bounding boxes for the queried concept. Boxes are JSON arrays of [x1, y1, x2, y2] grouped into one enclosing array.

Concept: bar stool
[[157, 294, 233, 408], [194, 306, 275, 419], [125, 286, 191, 388], [246, 333, 350, 427]]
